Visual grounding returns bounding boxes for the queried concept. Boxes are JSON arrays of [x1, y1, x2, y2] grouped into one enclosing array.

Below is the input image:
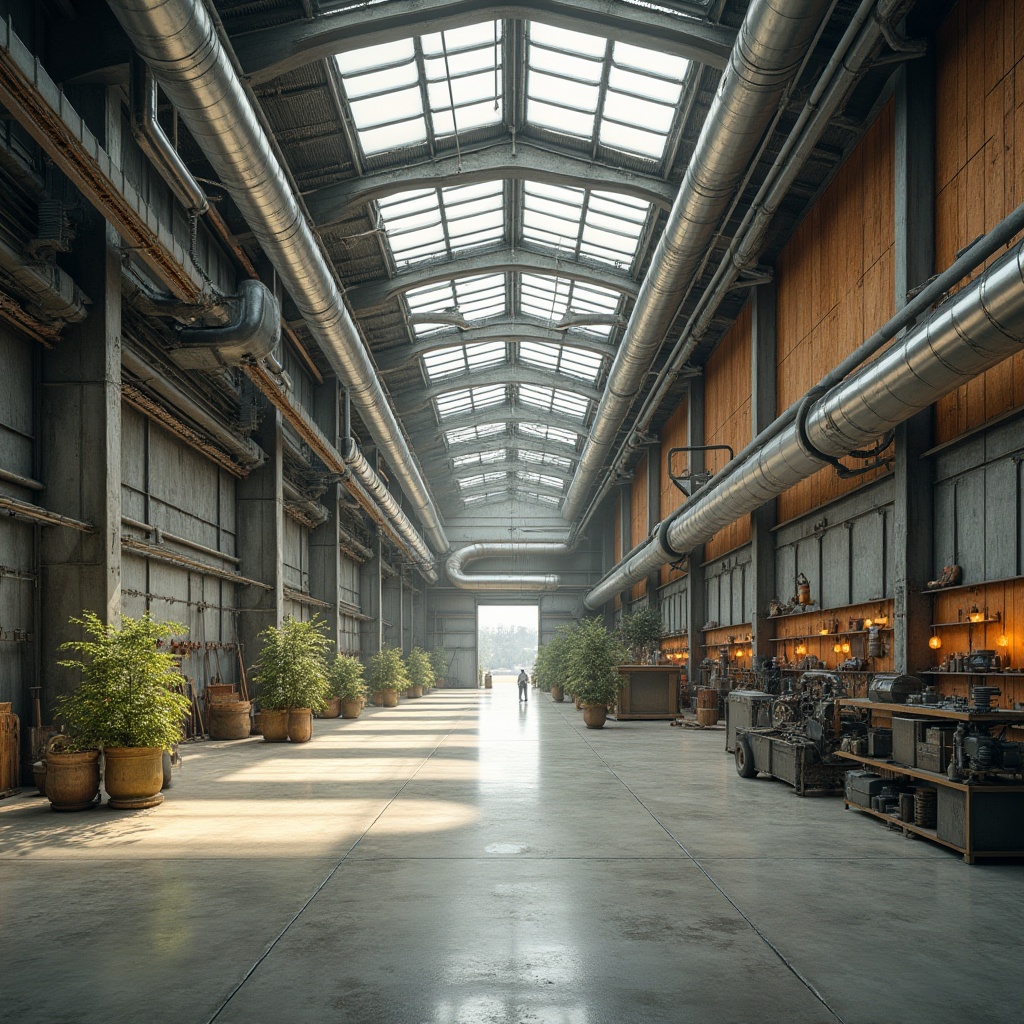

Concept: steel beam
[[235, 0, 736, 85], [421, 436, 580, 470], [308, 142, 677, 224], [347, 248, 638, 313], [423, 406, 587, 437], [450, 458, 572, 485], [410, 365, 601, 405]]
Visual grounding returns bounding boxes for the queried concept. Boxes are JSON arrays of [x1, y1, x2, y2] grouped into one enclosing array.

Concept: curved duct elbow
[[171, 280, 280, 370], [446, 543, 572, 592], [583, 521, 679, 610]]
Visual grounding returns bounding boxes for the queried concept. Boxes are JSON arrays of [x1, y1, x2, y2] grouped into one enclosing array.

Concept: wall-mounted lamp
[[928, 633, 942, 650], [968, 604, 984, 623], [841, 641, 851, 654], [864, 618, 873, 628], [833, 642, 842, 654], [997, 634, 1009, 649]]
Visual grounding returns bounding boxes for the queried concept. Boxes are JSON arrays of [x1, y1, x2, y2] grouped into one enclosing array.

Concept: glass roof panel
[[435, 384, 506, 419], [337, 22, 502, 157], [422, 341, 506, 382], [445, 423, 506, 446], [517, 470, 564, 490], [519, 422, 580, 445], [452, 449, 507, 468], [405, 274, 507, 334], [519, 341, 602, 382], [520, 490, 561, 506], [463, 489, 508, 505], [519, 449, 573, 469], [458, 470, 508, 490], [519, 274, 621, 335], [519, 384, 589, 420]]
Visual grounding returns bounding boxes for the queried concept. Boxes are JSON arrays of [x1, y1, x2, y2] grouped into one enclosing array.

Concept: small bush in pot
[[429, 647, 449, 688], [56, 612, 190, 808], [329, 653, 366, 719], [619, 608, 664, 664], [253, 615, 331, 742], [366, 646, 409, 707], [534, 625, 574, 702], [565, 617, 627, 729], [405, 647, 434, 698]]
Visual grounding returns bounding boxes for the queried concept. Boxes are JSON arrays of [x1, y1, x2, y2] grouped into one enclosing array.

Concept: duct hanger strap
[[794, 389, 894, 480]]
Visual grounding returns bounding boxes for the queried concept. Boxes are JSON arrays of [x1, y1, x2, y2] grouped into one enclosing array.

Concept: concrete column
[[750, 285, 778, 663], [892, 54, 936, 674], [310, 379, 341, 651], [237, 407, 284, 673], [645, 444, 661, 607], [39, 86, 122, 705], [685, 377, 706, 659]]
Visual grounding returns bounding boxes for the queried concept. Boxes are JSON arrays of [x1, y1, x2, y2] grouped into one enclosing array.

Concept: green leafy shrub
[[565, 617, 627, 707], [429, 647, 448, 683], [56, 612, 190, 751], [619, 607, 664, 663], [366, 646, 410, 694], [253, 615, 331, 713], [533, 624, 574, 693], [329, 653, 366, 701], [406, 647, 434, 689]]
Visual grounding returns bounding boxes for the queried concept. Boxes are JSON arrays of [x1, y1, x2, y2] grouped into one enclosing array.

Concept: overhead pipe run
[[106, 0, 449, 557], [584, 235, 1024, 609], [563, 0, 835, 521], [445, 543, 571, 592]]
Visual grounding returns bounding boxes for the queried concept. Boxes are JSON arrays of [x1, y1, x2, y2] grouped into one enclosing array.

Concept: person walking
[[517, 668, 529, 703]]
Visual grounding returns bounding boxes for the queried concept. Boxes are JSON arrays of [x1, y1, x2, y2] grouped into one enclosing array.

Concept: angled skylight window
[[517, 470, 564, 491], [519, 274, 621, 336], [519, 384, 589, 420], [406, 274, 507, 335], [458, 470, 508, 491], [519, 341, 603, 383], [445, 422, 506, 446], [525, 23, 688, 162], [452, 449, 507, 468], [518, 449, 573, 469], [519, 490, 561, 506], [435, 384, 506, 419], [463, 489, 508, 505], [522, 183, 650, 269], [378, 181, 505, 267], [422, 341, 506, 382], [337, 22, 502, 156], [519, 422, 580, 446]]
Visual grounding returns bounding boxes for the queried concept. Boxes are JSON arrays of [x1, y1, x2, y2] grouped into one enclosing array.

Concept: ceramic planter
[[287, 708, 313, 743], [260, 708, 289, 742], [103, 746, 164, 809], [208, 699, 252, 739], [341, 698, 362, 719], [582, 705, 608, 729], [44, 747, 100, 811]]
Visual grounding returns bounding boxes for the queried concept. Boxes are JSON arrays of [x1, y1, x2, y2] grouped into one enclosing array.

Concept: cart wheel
[[735, 736, 757, 779]]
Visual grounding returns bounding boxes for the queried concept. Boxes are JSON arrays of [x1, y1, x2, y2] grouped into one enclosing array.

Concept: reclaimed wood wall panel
[[703, 304, 752, 560], [775, 99, 895, 523], [934, 0, 1024, 445]]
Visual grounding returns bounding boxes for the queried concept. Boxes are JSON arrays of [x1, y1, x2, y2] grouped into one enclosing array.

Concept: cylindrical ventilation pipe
[[584, 236, 1024, 608], [445, 543, 571, 592], [107, 0, 448, 556], [563, 0, 835, 521]]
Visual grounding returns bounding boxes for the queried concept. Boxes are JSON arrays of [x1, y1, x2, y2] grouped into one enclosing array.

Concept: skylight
[[519, 449, 572, 469], [519, 384, 589, 420], [525, 23, 688, 161], [378, 181, 505, 267], [519, 274, 621, 336], [463, 489, 508, 505], [444, 423, 507, 446], [519, 422, 581, 446], [517, 470, 564, 491], [422, 341, 506, 382], [458, 470, 508, 491], [452, 449, 507, 468], [522, 182, 650, 268], [435, 384, 506, 419], [405, 274, 507, 334], [519, 341, 603, 382], [336, 22, 503, 156], [520, 490, 562, 506]]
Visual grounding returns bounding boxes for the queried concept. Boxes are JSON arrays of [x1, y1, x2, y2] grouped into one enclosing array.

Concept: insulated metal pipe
[[445, 543, 570, 592], [107, 0, 448, 555], [584, 236, 1024, 608], [563, 0, 835, 521]]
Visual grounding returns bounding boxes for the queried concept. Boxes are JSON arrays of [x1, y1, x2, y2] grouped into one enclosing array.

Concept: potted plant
[[329, 653, 366, 719], [534, 625, 574, 702], [619, 608, 664, 664], [41, 733, 100, 812], [366, 646, 409, 707], [405, 647, 433, 699], [252, 615, 331, 742], [56, 612, 191, 809], [565, 617, 627, 729], [429, 647, 448, 688]]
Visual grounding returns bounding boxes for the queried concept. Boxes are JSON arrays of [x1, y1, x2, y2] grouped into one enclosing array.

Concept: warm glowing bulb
[[833, 643, 842, 654], [841, 641, 851, 654], [819, 627, 829, 635], [864, 618, 873, 628], [928, 635, 942, 650], [997, 634, 1009, 648], [795, 643, 807, 656], [969, 604, 983, 623]]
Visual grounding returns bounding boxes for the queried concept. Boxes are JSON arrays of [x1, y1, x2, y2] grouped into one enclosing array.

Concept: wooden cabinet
[[613, 666, 680, 720]]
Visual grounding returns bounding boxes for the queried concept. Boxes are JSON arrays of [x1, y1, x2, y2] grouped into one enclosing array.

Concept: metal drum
[[868, 673, 923, 704]]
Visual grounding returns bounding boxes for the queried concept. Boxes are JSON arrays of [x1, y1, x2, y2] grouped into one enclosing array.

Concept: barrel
[[696, 707, 719, 726]]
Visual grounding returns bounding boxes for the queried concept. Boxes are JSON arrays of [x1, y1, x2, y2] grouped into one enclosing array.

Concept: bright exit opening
[[477, 605, 539, 685]]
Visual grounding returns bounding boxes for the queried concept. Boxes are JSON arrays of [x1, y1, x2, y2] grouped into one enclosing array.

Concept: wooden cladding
[[775, 99, 895, 523], [934, 0, 1024, 444]]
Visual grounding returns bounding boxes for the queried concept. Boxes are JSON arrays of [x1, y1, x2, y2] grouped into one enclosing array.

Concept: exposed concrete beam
[[347, 248, 637, 313], [375, 322, 616, 371], [235, 0, 736, 85], [308, 142, 677, 225]]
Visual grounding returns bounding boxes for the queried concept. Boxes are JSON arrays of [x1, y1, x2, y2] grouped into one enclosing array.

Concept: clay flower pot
[[208, 699, 252, 739], [341, 699, 362, 719], [373, 689, 399, 708], [45, 747, 100, 811], [287, 708, 313, 743], [103, 746, 165, 809], [319, 697, 342, 719], [582, 705, 608, 729], [550, 685, 564, 703], [407, 684, 423, 699], [260, 709, 289, 742]]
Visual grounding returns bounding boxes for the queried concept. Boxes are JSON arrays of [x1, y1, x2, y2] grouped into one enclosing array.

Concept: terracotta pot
[[287, 708, 313, 743], [319, 697, 343, 719], [407, 684, 423, 699], [260, 708, 289, 742], [550, 685, 564, 703], [373, 688, 399, 708], [583, 704, 608, 729], [341, 698, 362, 719], [45, 748, 100, 811], [208, 699, 253, 739], [103, 747, 164, 809]]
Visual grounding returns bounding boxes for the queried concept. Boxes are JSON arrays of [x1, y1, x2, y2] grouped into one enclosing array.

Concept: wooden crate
[[0, 706, 20, 797]]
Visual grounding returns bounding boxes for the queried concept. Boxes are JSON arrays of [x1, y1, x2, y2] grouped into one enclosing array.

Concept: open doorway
[[477, 604, 539, 687]]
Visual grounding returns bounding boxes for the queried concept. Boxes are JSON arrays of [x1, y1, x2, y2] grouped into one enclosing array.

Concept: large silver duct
[[584, 236, 1024, 608], [106, 0, 448, 555], [446, 543, 571, 592], [563, 0, 833, 521]]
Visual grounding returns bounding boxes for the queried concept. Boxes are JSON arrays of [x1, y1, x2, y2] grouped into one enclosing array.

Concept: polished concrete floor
[[1, 684, 1022, 1024]]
